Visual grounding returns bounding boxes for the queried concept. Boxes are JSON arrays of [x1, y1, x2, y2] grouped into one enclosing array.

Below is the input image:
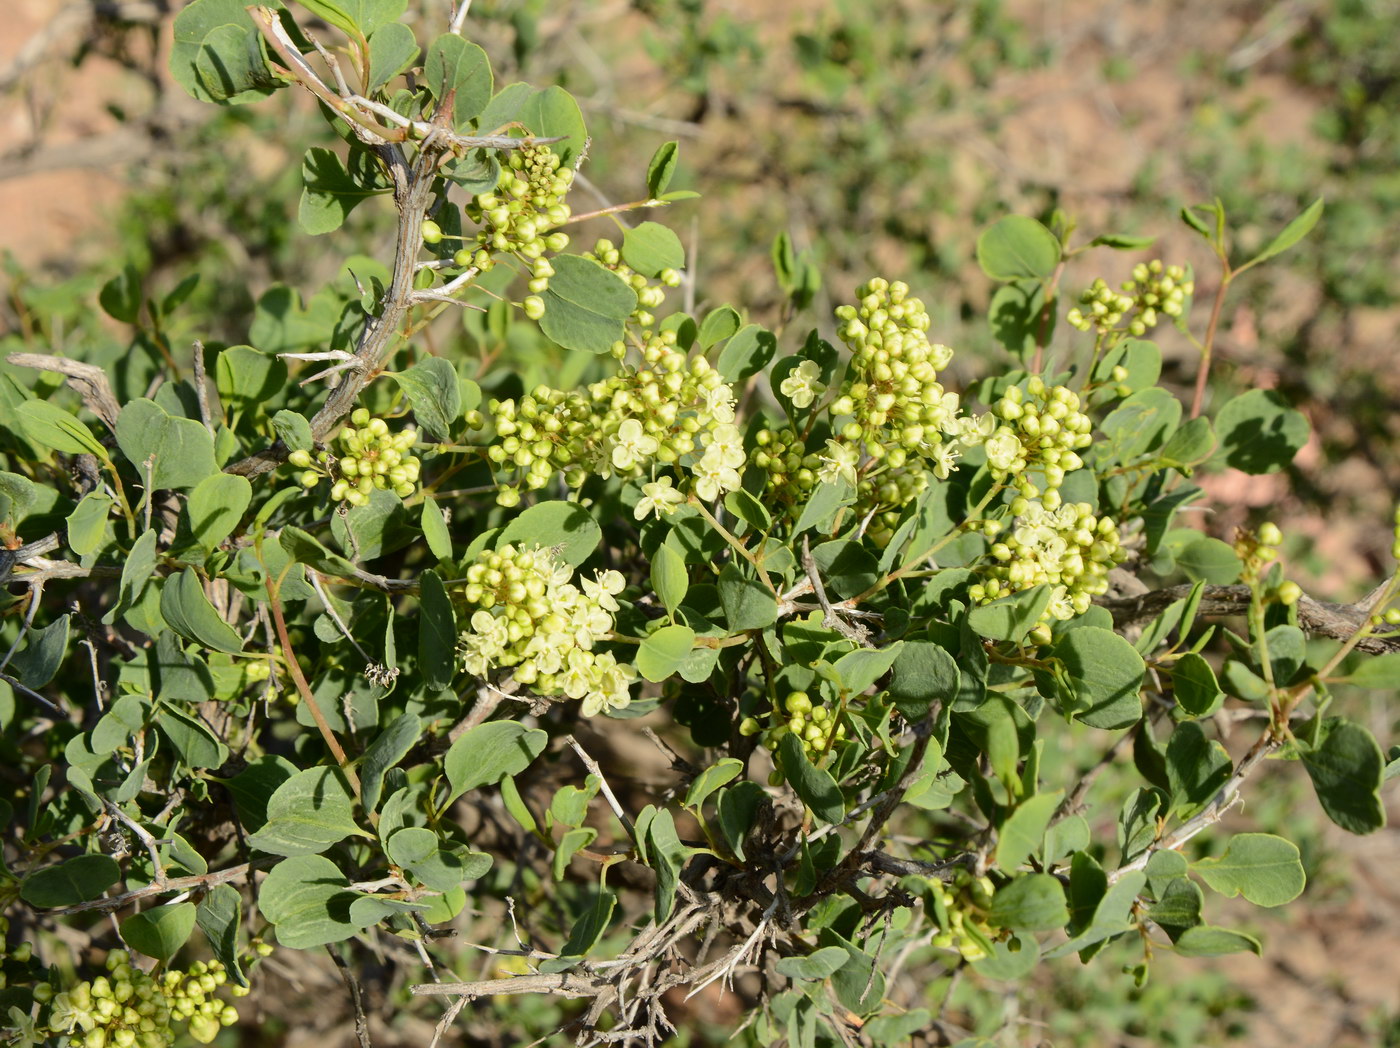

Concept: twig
[[0, 669, 61, 713], [101, 800, 165, 886], [329, 947, 373, 1048], [566, 735, 638, 844], [191, 341, 214, 433], [1108, 731, 1280, 883], [7, 353, 122, 429], [41, 860, 274, 917], [410, 972, 609, 998], [1096, 583, 1400, 655]]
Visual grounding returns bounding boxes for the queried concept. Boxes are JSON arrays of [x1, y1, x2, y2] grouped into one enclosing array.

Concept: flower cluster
[[748, 426, 822, 509], [458, 543, 635, 716], [581, 237, 682, 332], [1067, 260, 1192, 336], [986, 377, 1093, 508], [291, 408, 421, 506], [486, 332, 741, 508], [460, 143, 573, 280], [830, 278, 963, 468], [970, 499, 1126, 631], [42, 953, 243, 1048], [740, 690, 848, 760], [856, 464, 931, 548]]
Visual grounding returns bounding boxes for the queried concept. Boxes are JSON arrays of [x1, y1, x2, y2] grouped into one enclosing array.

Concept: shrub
[[1, 3, 1395, 1047]]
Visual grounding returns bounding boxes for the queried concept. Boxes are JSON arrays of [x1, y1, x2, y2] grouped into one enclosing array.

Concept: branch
[[1096, 583, 1400, 655], [1107, 731, 1281, 884], [42, 859, 272, 917], [7, 353, 122, 429], [410, 971, 609, 999]]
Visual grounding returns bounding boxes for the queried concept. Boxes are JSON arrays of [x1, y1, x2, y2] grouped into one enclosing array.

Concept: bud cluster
[[42, 952, 243, 1048], [830, 278, 964, 470], [1067, 260, 1192, 336], [457, 543, 635, 716], [739, 690, 848, 761], [486, 333, 741, 508], [290, 408, 421, 506], [460, 143, 573, 279], [930, 873, 999, 963], [580, 237, 683, 332], [970, 499, 1126, 630], [987, 377, 1093, 508]]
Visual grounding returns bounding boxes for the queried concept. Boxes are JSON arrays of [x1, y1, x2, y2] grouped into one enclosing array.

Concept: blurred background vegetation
[[2, 1, 1398, 1044]]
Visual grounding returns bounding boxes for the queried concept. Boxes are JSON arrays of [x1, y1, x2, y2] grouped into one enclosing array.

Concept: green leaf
[[515, 85, 588, 165], [976, 216, 1061, 281], [218, 345, 288, 421], [99, 263, 143, 323], [366, 21, 418, 92], [360, 713, 422, 814], [115, 399, 219, 490], [121, 903, 197, 962], [419, 496, 452, 562], [1100, 387, 1181, 462], [17, 399, 106, 457], [651, 542, 688, 617], [158, 707, 229, 770], [995, 790, 1064, 871], [250, 285, 341, 353], [187, 473, 251, 550], [537, 255, 637, 354], [987, 280, 1049, 363], [830, 643, 902, 694], [887, 639, 959, 720], [698, 305, 741, 348], [65, 492, 112, 557], [196, 884, 246, 986], [716, 324, 777, 383], [1174, 536, 1242, 584], [498, 500, 601, 569], [160, 569, 244, 654], [417, 569, 457, 693], [716, 781, 765, 861], [1345, 652, 1400, 688], [1051, 627, 1145, 729], [683, 759, 744, 811], [387, 827, 489, 891], [1165, 721, 1231, 815], [1172, 924, 1261, 957], [1089, 232, 1158, 250], [1171, 652, 1224, 717], [169, 0, 281, 105], [246, 767, 365, 857], [298, 146, 389, 236], [645, 141, 678, 198], [0, 470, 38, 526], [20, 854, 121, 908], [552, 826, 597, 880], [12, 615, 71, 689], [811, 540, 879, 601], [280, 525, 358, 578], [443, 722, 548, 805], [778, 734, 844, 825], [989, 874, 1069, 932], [1243, 198, 1323, 269], [645, 810, 689, 922], [1191, 833, 1305, 906], [724, 488, 771, 532], [1213, 389, 1310, 475], [1159, 416, 1216, 469], [968, 584, 1053, 642], [218, 754, 297, 832], [792, 476, 854, 535], [424, 33, 492, 127], [271, 409, 313, 453], [560, 890, 616, 957], [621, 222, 684, 278], [392, 357, 460, 443], [258, 855, 361, 949], [775, 946, 849, 981], [718, 562, 777, 633], [1300, 717, 1386, 834], [636, 624, 695, 683]]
